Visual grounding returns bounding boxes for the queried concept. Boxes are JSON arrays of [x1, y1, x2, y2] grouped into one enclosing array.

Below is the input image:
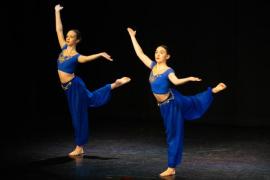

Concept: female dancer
[[127, 27, 226, 177], [54, 4, 130, 156]]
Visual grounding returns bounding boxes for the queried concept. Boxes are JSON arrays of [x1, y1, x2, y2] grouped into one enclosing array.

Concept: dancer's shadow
[[83, 155, 118, 160], [159, 175, 176, 180], [159, 175, 188, 180], [28, 155, 118, 167]]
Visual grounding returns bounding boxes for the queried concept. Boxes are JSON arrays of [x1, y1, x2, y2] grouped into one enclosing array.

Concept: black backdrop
[[7, 0, 270, 135]]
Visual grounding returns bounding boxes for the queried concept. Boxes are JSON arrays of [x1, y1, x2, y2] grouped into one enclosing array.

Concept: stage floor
[[2, 123, 270, 180]]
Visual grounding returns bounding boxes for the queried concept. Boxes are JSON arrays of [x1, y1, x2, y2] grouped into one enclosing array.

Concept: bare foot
[[68, 146, 84, 156], [111, 77, 131, 89], [212, 82, 227, 94], [159, 167, 176, 177]]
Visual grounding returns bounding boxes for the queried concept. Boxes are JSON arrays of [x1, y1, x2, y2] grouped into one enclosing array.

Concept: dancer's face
[[155, 46, 170, 63], [66, 30, 80, 46]]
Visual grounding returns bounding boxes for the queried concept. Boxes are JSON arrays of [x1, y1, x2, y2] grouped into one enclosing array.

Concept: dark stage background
[[4, 0, 270, 179], [7, 0, 270, 134]]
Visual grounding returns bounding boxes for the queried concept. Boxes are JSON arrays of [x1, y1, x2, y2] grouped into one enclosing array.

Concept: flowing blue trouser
[[62, 76, 111, 146], [159, 88, 213, 168]]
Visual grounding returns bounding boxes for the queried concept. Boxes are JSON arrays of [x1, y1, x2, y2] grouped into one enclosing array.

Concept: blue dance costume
[[58, 44, 111, 146], [149, 61, 213, 168]]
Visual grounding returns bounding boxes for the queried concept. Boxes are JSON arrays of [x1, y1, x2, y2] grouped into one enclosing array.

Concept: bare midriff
[[58, 70, 75, 84], [153, 92, 170, 103]]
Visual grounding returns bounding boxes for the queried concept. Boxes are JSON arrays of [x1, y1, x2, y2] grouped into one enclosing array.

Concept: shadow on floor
[[28, 155, 119, 167]]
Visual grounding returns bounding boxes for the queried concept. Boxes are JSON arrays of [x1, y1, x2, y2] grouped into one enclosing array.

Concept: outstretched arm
[[78, 52, 113, 63], [55, 4, 65, 48], [168, 73, 201, 86], [127, 27, 153, 69]]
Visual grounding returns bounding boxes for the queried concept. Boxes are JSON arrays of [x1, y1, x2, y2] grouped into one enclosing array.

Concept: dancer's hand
[[188, 77, 202, 82], [55, 4, 63, 12], [127, 27, 136, 37], [100, 52, 113, 61]]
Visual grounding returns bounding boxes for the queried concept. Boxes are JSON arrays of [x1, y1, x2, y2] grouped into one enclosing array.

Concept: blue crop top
[[149, 61, 175, 94], [57, 44, 80, 74]]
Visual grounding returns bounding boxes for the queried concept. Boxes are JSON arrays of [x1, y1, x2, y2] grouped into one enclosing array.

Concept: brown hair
[[158, 44, 170, 55]]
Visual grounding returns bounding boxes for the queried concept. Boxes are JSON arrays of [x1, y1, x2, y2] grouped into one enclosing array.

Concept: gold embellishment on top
[[149, 72, 161, 83], [58, 48, 77, 63], [58, 52, 73, 63]]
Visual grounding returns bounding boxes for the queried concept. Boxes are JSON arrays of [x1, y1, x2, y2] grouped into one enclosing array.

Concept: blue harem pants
[[62, 76, 111, 146], [159, 87, 213, 168]]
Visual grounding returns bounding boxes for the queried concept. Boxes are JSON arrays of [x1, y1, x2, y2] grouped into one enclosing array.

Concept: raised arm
[[168, 73, 201, 86], [78, 52, 113, 63], [127, 27, 153, 69], [55, 4, 65, 48]]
